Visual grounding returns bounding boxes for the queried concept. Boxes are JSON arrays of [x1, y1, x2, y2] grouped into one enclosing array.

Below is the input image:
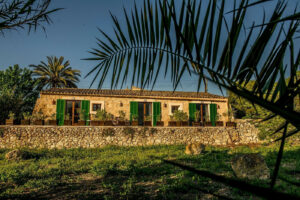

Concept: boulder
[[231, 153, 270, 180], [185, 143, 205, 155], [5, 149, 23, 161]]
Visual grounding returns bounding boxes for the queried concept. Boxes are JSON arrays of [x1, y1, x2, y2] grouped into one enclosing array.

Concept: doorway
[[138, 102, 152, 125], [65, 100, 81, 125]]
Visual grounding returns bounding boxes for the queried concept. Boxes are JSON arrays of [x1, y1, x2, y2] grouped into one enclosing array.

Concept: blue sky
[[0, 0, 299, 95]]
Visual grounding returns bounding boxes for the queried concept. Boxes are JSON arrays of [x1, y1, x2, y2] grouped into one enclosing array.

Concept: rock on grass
[[5, 149, 23, 161], [231, 153, 270, 180]]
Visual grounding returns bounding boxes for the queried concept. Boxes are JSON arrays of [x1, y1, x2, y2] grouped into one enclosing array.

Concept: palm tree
[[30, 56, 81, 89], [85, 0, 299, 194]]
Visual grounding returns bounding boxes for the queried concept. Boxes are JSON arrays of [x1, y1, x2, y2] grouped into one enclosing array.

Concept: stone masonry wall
[[33, 93, 229, 125], [0, 121, 260, 149]]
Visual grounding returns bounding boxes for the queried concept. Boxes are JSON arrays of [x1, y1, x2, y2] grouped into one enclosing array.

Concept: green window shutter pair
[[189, 103, 196, 123], [130, 102, 138, 122], [210, 104, 217, 126], [81, 100, 90, 125], [152, 102, 161, 127], [56, 99, 65, 126]]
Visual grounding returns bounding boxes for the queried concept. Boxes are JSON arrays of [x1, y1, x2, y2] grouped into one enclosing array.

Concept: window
[[171, 105, 180, 114], [92, 104, 101, 111]]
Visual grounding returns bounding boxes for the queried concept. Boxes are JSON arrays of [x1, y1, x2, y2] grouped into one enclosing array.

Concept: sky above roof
[[0, 0, 299, 95]]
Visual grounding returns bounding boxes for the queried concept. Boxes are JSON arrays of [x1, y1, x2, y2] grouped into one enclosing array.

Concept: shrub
[[95, 109, 106, 120], [118, 111, 126, 121], [106, 113, 114, 120], [23, 112, 31, 120], [132, 114, 138, 121], [8, 111, 14, 120], [145, 115, 152, 121], [173, 110, 188, 121]]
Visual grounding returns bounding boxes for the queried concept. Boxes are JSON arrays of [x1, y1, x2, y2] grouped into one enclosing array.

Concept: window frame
[[168, 103, 183, 115]]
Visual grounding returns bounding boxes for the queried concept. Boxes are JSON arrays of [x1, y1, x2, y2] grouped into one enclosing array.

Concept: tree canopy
[[30, 56, 81, 89], [0, 65, 41, 124]]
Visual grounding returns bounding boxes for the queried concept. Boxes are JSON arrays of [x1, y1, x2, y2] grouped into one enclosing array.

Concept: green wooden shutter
[[210, 104, 217, 126], [189, 103, 196, 125], [153, 102, 161, 126], [130, 102, 138, 122], [81, 100, 90, 125], [56, 99, 65, 126]]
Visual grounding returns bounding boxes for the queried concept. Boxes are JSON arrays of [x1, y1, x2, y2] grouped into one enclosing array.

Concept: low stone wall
[[0, 122, 260, 149]]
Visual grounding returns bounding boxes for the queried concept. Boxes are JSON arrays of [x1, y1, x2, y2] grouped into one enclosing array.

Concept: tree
[[0, 0, 62, 35], [30, 56, 81, 89], [0, 65, 40, 124], [85, 0, 299, 193]]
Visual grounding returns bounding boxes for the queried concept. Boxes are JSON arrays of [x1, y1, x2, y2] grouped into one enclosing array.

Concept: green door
[[81, 100, 90, 125], [56, 99, 66, 126], [153, 102, 161, 126], [210, 104, 217, 126], [130, 101, 138, 122], [189, 103, 196, 125]]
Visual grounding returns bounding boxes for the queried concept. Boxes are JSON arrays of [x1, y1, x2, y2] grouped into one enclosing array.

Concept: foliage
[[30, 56, 81, 89], [173, 110, 188, 122], [229, 79, 300, 140], [0, 145, 299, 199], [106, 113, 114, 121], [22, 112, 31, 120], [0, 65, 40, 124], [95, 109, 114, 121], [95, 109, 106, 121], [8, 112, 14, 120], [194, 110, 201, 122], [84, 0, 300, 190], [49, 113, 56, 120], [32, 109, 46, 121], [79, 109, 87, 121], [64, 115, 70, 121], [228, 81, 270, 119], [0, 0, 62, 35], [131, 114, 138, 121], [145, 115, 152, 121], [118, 110, 126, 121], [169, 115, 174, 121], [156, 114, 162, 121], [85, 0, 300, 129]]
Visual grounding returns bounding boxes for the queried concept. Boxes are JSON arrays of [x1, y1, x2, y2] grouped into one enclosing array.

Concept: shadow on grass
[[0, 146, 299, 199]]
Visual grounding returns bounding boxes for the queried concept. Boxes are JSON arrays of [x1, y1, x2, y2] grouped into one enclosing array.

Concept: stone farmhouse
[[33, 87, 229, 126]]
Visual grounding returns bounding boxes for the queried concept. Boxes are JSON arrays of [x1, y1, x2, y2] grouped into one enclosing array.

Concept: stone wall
[[0, 121, 260, 149]]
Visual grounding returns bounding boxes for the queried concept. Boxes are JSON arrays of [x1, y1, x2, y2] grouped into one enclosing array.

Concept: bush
[[173, 110, 188, 121]]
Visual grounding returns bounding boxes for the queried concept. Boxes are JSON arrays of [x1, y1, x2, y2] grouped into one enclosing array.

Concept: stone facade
[[0, 121, 260, 149], [33, 88, 229, 126]]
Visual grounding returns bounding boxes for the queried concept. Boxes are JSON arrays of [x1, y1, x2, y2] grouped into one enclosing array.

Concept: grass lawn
[[0, 144, 299, 199]]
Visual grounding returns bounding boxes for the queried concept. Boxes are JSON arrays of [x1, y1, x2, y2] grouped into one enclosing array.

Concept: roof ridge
[[41, 88, 227, 99]]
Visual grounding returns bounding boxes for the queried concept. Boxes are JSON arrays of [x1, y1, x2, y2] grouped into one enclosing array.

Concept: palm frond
[[84, 0, 300, 190]]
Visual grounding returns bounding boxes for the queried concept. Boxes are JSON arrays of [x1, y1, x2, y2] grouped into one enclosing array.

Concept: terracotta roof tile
[[41, 88, 227, 100]]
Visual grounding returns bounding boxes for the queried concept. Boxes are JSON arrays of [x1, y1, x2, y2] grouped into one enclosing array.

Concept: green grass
[[0, 145, 299, 199]]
